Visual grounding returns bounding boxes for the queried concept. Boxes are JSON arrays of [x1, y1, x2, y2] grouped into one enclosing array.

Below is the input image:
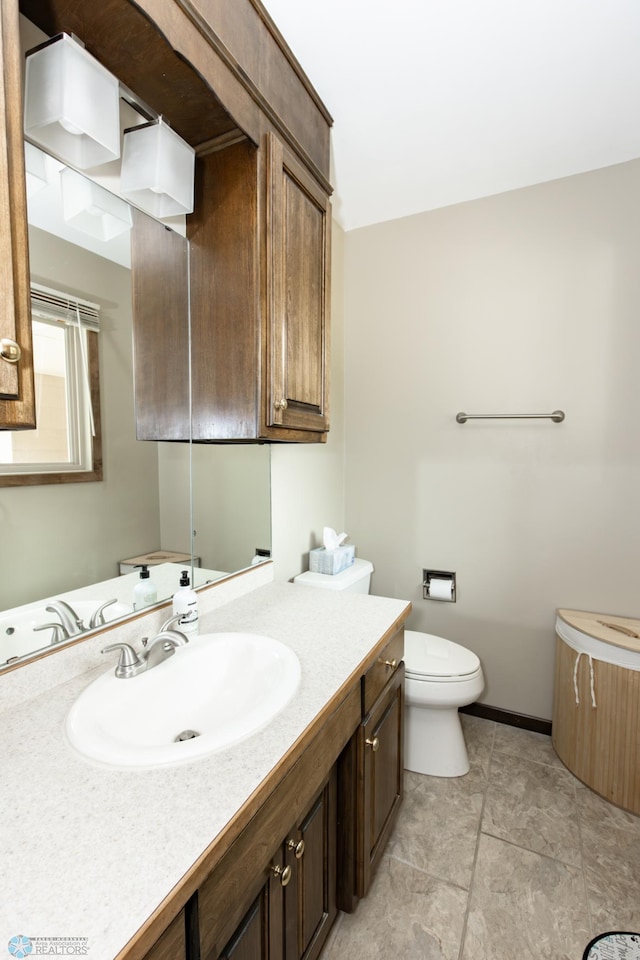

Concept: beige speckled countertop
[[0, 578, 410, 960]]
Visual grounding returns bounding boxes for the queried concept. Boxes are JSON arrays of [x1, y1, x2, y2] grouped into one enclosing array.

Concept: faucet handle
[[34, 622, 69, 644], [160, 613, 182, 632], [90, 599, 119, 629], [102, 642, 144, 679]]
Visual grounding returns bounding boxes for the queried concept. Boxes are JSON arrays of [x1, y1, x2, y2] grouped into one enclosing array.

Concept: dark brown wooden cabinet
[[264, 133, 330, 439], [0, 0, 35, 431], [336, 631, 405, 910], [166, 130, 331, 444], [283, 771, 337, 960], [203, 771, 337, 960], [358, 664, 404, 898]]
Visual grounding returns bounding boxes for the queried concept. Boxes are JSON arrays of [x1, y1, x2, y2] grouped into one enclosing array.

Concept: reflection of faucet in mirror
[[32, 599, 85, 646], [45, 600, 85, 637], [89, 598, 119, 629], [33, 621, 69, 645]]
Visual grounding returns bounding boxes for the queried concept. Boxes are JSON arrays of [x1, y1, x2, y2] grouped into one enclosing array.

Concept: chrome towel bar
[[456, 410, 565, 424]]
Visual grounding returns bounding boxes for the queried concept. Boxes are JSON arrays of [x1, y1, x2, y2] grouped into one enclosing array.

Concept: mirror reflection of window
[[0, 285, 101, 485], [3, 318, 69, 466], [0, 311, 94, 473]]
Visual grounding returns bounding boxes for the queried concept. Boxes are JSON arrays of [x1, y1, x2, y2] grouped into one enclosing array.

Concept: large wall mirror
[[0, 13, 271, 671]]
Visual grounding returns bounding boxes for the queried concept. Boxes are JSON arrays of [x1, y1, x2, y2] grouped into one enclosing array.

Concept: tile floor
[[319, 715, 640, 960]]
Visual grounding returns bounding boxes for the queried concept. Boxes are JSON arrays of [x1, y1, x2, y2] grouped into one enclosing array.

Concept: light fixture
[[24, 33, 120, 170], [60, 167, 132, 241], [120, 117, 195, 217]]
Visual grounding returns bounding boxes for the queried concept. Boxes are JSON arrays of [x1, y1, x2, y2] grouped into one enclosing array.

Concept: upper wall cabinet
[[178, 130, 330, 444], [0, 0, 34, 430]]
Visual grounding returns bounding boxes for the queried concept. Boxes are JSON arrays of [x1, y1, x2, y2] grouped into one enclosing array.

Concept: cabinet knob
[[274, 398, 288, 411], [0, 338, 21, 364], [271, 863, 292, 886], [286, 838, 305, 859], [365, 737, 380, 752], [379, 658, 397, 670]]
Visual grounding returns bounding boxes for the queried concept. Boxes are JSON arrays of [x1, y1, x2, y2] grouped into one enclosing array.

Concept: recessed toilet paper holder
[[423, 569, 456, 602]]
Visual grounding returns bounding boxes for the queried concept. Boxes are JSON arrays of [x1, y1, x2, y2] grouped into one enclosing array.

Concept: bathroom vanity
[[0, 569, 410, 960]]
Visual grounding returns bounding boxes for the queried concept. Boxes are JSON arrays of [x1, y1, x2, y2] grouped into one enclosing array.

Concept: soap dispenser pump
[[133, 564, 158, 610], [172, 570, 199, 635]]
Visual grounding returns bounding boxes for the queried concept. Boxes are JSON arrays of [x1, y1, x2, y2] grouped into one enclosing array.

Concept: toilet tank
[[293, 558, 373, 594]]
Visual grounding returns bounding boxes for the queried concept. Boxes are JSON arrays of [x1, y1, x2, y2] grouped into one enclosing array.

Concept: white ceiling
[[264, 0, 640, 231]]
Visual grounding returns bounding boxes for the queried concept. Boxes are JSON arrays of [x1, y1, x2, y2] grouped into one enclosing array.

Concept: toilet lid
[[404, 630, 480, 679]]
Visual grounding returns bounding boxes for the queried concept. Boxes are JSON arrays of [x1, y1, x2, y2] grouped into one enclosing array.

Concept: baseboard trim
[[460, 702, 552, 737]]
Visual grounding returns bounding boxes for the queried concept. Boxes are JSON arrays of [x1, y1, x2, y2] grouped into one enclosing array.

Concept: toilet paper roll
[[429, 577, 453, 601]]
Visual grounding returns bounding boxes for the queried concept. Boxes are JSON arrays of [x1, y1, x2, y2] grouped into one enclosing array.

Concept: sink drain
[[174, 729, 201, 742]]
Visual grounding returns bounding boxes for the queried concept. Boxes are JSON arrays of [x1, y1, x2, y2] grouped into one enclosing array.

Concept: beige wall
[[0, 229, 161, 608], [270, 221, 347, 581], [343, 160, 640, 720]]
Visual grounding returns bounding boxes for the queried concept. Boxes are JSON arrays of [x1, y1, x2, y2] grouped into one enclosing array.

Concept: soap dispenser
[[133, 564, 158, 610], [172, 570, 199, 635]]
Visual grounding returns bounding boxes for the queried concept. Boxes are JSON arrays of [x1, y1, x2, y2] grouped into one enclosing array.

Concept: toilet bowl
[[293, 559, 484, 777], [404, 630, 484, 777]]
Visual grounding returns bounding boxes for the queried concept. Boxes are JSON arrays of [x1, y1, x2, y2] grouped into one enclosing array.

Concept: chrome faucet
[[102, 627, 189, 679], [45, 600, 85, 637]]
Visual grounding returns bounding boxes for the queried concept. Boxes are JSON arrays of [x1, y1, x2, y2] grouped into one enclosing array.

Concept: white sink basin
[[65, 632, 301, 768]]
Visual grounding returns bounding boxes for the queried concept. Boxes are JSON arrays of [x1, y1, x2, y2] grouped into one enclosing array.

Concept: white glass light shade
[[61, 167, 132, 241], [24, 34, 120, 170], [120, 119, 195, 217]]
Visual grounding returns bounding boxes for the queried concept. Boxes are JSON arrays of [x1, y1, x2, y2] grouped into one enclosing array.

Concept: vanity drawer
[[362, 628, 404, 714]]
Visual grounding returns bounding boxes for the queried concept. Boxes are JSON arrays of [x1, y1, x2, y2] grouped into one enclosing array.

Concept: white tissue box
[[309, 545, 355, 576]]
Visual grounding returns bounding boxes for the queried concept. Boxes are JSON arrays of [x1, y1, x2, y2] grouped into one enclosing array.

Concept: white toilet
[[293, 558, 484, 778], [403, 630, 483, 777]]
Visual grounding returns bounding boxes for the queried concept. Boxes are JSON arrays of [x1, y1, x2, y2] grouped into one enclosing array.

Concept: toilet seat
[[404, 630, 480, 682]]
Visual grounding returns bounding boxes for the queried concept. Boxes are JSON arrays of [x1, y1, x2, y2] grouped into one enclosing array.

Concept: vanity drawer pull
[[379, 658, 397, 669], [365, 737, 380, 752], [286, 838, 305, 859], [271, 863, 292, 886]]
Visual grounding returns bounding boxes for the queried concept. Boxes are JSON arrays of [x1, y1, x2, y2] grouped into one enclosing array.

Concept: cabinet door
[[0, 0, 35, 429], [265, 133, 330, 437], [283, 770, 337, 960], [357, 664, 405, 898]]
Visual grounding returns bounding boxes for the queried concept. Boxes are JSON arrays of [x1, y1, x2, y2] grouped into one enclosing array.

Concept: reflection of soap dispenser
[[172, 570, 198, 635], [133, 564, 157, 610]]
